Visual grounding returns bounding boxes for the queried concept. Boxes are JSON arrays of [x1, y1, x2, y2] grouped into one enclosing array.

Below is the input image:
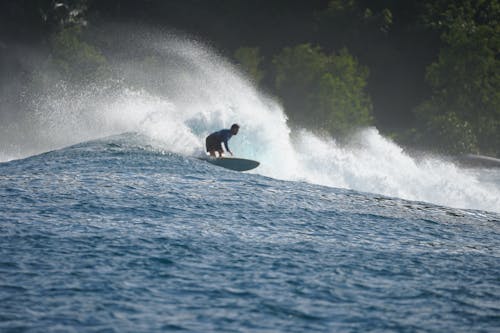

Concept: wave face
[[1, 31, 499, 212], [1, 139, 499, 332]]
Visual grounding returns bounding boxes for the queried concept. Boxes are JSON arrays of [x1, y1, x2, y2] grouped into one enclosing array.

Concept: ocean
[[1, 33, 499, 332]]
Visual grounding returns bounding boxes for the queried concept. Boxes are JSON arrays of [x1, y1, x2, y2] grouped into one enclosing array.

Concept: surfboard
[[199, 156, 260, 171]]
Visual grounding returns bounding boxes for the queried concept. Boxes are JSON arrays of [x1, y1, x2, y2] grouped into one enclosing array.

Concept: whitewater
[[1, 32, 500, 332]]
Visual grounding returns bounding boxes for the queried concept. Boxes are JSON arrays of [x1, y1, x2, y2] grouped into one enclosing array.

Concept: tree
[[48, 26, 107, 82], [414, 0, 500, 155], [415, 102, 478, 154], [273, 44, 372, 136], [234, 47, 265, 85]]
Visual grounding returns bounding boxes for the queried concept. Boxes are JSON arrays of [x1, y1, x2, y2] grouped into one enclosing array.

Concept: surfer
[[205, 124, 240, 157]]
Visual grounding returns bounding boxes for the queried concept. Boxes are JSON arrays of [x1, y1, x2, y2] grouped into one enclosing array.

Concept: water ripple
[[1, 139, 499, 332]]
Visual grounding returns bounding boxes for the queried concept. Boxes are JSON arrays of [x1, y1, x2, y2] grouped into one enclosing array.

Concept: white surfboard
[[199, 156, 260, 171]]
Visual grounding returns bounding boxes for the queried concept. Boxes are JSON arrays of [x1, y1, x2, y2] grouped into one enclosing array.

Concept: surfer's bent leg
[[206, 134, 220, 157]]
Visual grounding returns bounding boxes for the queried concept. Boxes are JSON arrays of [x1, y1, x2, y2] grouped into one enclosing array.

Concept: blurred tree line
[[0, 0, 498, 156]]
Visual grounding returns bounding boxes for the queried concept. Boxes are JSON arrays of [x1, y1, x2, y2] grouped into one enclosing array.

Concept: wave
[[1, 30, 499, 213]]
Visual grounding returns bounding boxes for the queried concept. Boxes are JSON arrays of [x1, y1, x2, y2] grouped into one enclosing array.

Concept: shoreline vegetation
[[1, 0, 498, 159]]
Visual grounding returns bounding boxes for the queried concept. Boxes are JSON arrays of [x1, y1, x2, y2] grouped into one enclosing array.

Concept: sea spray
[[0, 30, 499, 212]]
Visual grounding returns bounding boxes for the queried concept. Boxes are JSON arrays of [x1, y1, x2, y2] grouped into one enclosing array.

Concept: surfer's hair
[[231, 123, 240, 130]]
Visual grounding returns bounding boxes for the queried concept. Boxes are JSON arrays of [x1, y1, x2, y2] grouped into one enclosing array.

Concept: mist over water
[[1, 30, 499, 213]]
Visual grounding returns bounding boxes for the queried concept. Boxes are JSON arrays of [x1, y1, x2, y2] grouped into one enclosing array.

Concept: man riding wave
[[205, 123, 240, 157]]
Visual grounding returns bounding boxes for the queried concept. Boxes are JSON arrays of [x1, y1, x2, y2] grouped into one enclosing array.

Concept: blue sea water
[[1, 31, 500, 332], [1, 135, 499, 332]]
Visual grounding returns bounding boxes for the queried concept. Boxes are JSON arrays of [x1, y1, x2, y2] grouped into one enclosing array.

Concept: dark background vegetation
[[1, 0, 498, 156]]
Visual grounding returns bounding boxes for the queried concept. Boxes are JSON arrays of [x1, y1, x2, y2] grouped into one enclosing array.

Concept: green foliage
[[234, 47, 265, 85], [273, 44, 372, 136], [414, 0, 500, 155], [320, 0, 394, 36], [49, 26, 108, 82], [415, 102, 478, 154]]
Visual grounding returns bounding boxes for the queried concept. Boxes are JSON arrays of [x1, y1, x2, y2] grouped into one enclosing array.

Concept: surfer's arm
[[223, 140, 232, 155]]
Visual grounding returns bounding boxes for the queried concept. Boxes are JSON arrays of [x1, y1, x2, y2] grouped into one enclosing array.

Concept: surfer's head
[[231, 123, 240, 135]]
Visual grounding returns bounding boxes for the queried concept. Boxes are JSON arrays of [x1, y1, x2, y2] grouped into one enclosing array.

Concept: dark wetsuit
[[205, 129, 233, 154]]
